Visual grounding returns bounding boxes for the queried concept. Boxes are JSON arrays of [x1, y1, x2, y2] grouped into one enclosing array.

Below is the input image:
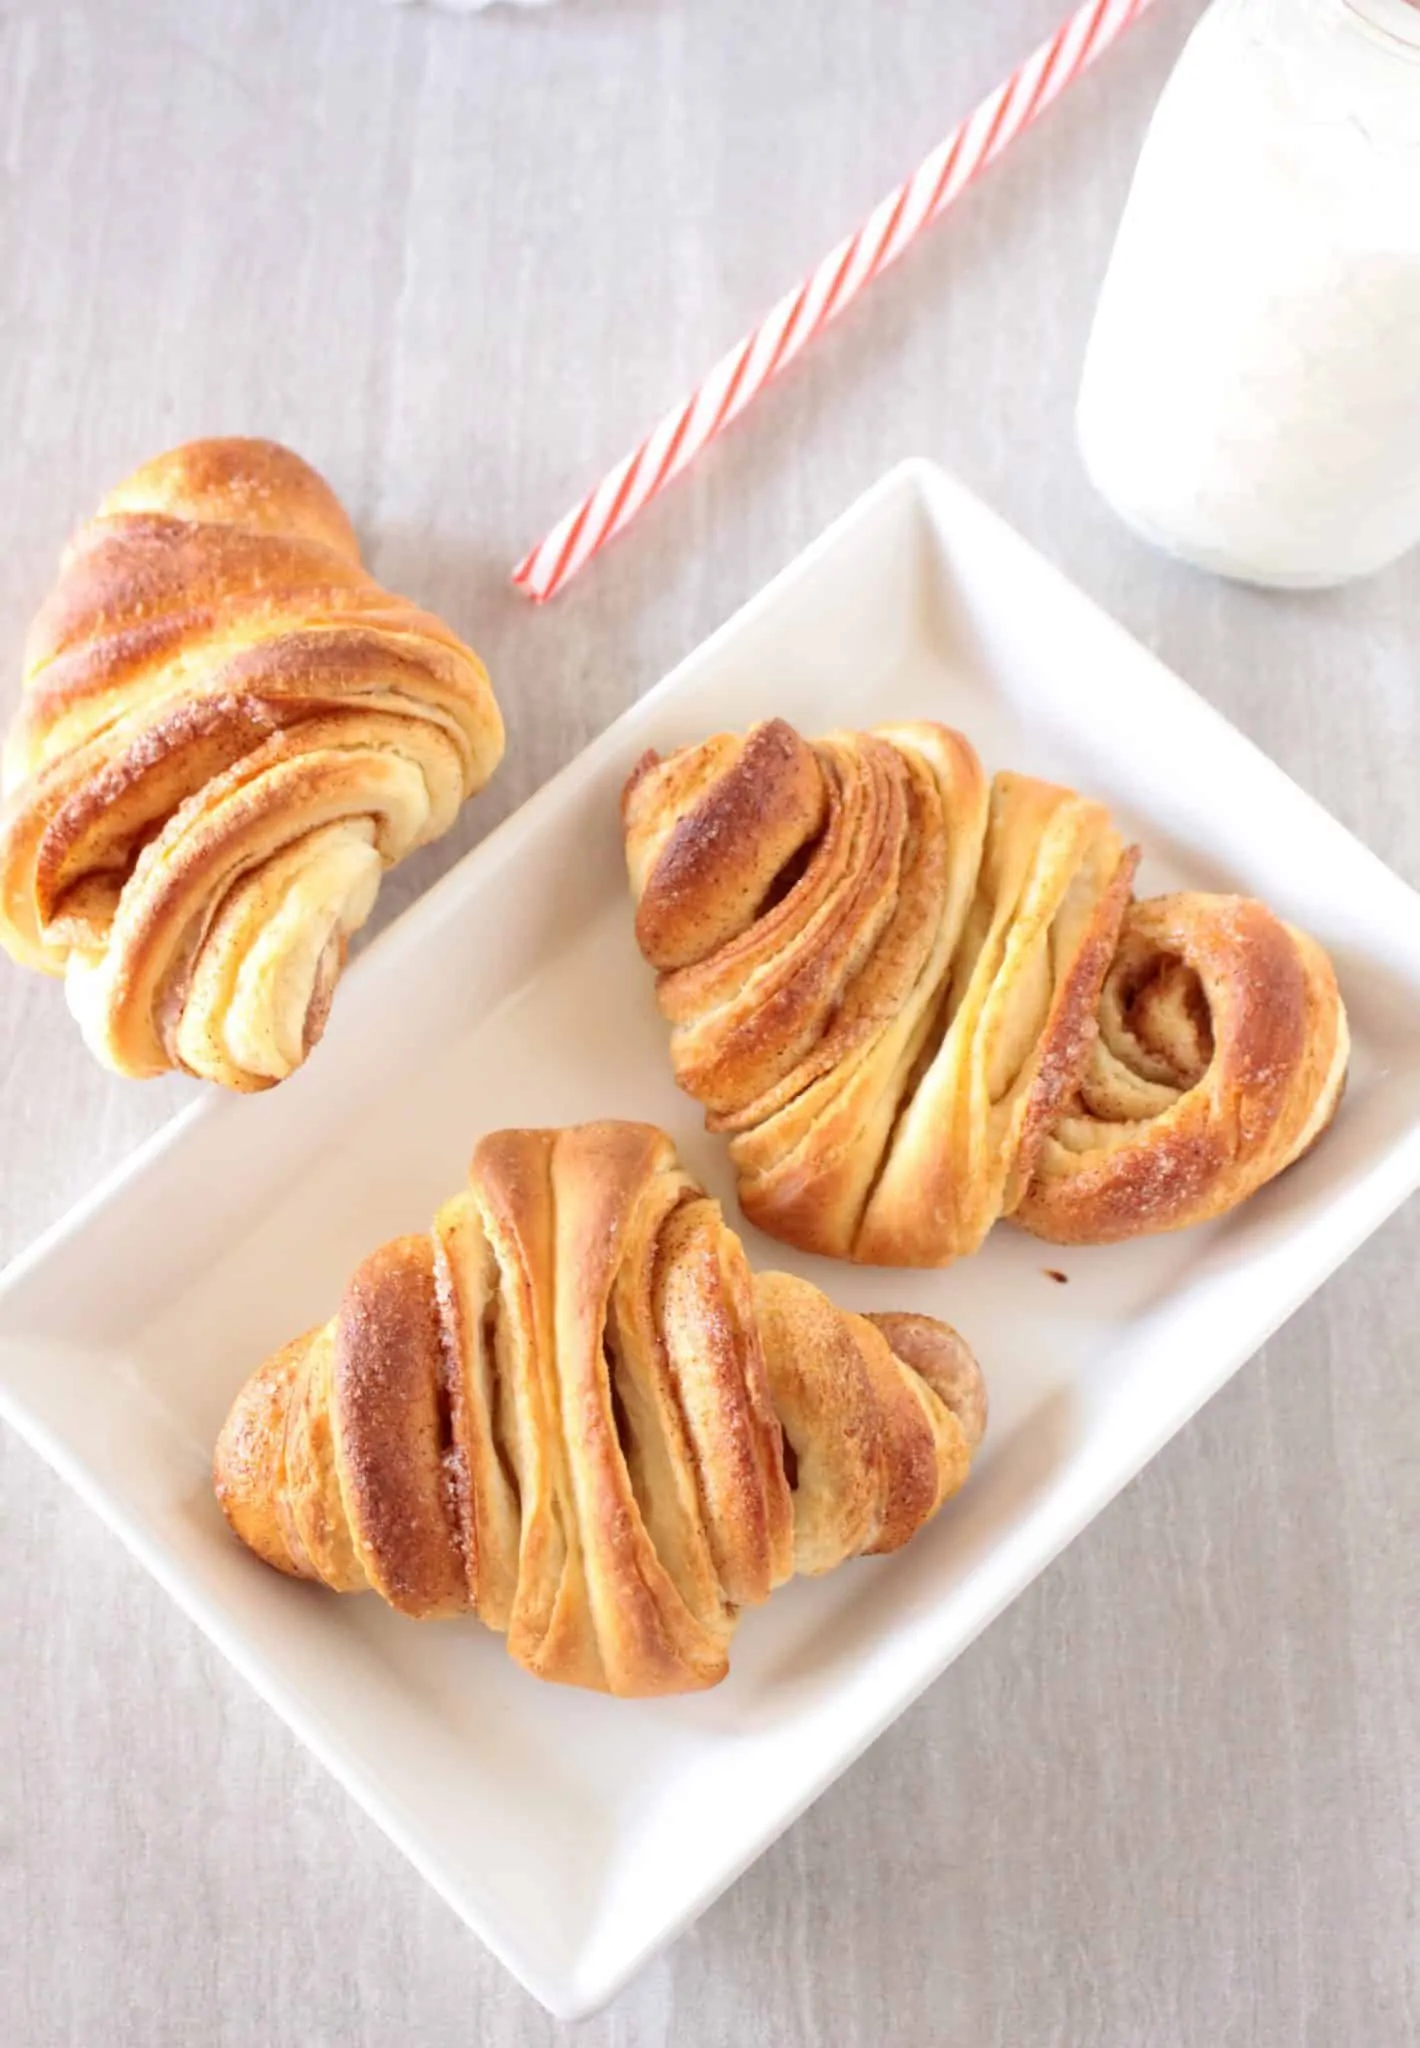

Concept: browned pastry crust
[[1015, 894, 1348, 1241], [213, 1121, 986, 1697], [622, 720, 1349, 1264], [0, 438, 503, 1089]]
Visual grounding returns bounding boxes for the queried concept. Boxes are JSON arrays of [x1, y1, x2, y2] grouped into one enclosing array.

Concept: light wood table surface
[[2, 2, 1417, 2042]]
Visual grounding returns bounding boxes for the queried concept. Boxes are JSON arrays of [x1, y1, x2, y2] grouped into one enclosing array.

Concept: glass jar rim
[[1343, 0, 1420, 52]]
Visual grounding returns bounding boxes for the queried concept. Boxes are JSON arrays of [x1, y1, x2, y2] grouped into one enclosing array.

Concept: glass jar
[[1076, 0, 1420, 588]]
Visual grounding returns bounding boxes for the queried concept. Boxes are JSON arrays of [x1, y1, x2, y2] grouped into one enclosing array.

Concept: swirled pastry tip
[[0, 437, 504, 1089], [1014, 894, 1349, 1243], [213, 1121, 986, 1698], [623, 720, 1347, 1264]]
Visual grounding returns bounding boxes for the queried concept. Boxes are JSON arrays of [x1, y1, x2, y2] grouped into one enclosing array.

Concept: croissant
[[0, 438, 503, 1089], [623, 719, 1348, 1265], [213, 1121, 986, 1697]]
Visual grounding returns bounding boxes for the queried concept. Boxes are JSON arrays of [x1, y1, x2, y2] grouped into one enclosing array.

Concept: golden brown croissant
[[213, 1121, 986, 1697], [0, 438, 503, 1089], [623, 720, 1348, 1265]]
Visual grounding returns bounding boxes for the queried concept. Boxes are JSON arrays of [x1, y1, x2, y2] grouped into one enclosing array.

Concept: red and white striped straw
[[514, 0, 1158, 603]]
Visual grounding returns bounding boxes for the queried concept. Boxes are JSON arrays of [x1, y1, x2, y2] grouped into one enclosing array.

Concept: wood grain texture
[[1, 0, 1417, 2041]]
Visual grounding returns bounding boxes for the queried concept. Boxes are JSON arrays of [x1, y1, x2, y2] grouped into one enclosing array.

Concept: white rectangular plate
[[5, 462, 1420, 2020]]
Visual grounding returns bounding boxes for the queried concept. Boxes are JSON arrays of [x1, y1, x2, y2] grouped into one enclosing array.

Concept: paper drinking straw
[[513, 0, 1158, 602]]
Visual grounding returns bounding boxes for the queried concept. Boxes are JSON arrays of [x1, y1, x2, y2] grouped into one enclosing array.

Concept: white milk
[[1077, 0, 1420, 588]]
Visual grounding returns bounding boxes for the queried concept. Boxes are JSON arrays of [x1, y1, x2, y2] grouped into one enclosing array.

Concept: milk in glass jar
[[1077, 0, 1420, 588]]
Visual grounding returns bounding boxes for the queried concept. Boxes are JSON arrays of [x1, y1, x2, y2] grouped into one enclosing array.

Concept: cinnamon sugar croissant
[[0, 438, 503, 1089], [623, 720, 1348, 1265], [213, 1121, 985, 1697]]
